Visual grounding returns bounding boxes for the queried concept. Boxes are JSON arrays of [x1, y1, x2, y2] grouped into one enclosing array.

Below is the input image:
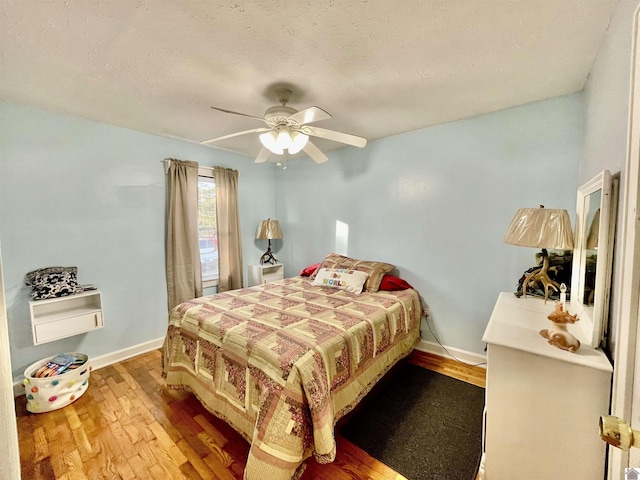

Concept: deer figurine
[[539, 301, 581, 353]]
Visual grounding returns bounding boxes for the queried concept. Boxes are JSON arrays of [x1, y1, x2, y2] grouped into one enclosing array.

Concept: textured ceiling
[[0, 0, 618, 160]]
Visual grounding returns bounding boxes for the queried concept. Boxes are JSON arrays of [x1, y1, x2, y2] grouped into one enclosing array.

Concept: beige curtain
[[166, 159, 202, 310], [214, 166, 243, 291]]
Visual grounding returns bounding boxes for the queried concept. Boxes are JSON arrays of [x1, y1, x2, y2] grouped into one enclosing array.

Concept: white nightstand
[[481, 292, 612, 480], [247, 263, 284, 287]]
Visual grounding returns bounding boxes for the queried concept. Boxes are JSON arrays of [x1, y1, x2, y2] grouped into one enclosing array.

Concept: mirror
[[570, 170, 616, 348], [581, 189, 601, 306]]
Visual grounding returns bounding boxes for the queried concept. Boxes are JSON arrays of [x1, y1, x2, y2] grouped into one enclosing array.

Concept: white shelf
[[29, 290, 104, 345]]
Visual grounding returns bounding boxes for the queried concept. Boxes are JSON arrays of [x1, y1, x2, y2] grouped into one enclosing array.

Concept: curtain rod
[[162, 159, 216, 177]]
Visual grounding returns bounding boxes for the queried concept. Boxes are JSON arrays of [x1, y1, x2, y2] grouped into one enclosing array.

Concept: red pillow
[[300, 263, 320, 277], [379, 275, 414, 291]]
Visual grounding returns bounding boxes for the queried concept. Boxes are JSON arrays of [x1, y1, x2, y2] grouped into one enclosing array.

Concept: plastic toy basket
[[23, 352, 91, 413]]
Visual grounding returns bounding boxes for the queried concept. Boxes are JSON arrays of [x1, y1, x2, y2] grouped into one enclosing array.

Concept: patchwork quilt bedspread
[[162, 276, 422, 480]]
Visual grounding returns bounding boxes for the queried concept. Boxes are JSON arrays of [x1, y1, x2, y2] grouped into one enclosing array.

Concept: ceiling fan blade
[[210, 106, 264, 121], [287, 106, 332, 125], [305, 126, 367, 148], [200, 128, 270, 145], [303, 141, 328, 164], [254, 147, 270, 163]]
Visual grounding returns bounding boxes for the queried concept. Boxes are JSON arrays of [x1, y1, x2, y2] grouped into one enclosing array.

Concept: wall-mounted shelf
[[29, 290, 104, 345]]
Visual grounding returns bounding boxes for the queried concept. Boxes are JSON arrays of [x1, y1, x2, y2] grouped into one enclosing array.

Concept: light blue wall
[[0, 93, 583, 375], [274, 94, 582, 355], [582, 0, 637, 184], [581, 0, 640, 356], [0, 102, 276, 379]]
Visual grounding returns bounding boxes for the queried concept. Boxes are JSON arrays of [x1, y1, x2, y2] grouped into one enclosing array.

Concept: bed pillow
[[379, 275, 414, 291], [311, 253, 394, 292], [299, 263, 320, 277], [311, 268, 369, 294]]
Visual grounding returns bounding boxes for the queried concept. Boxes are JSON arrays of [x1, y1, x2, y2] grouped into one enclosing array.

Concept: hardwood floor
[[16, 349, 486, 480]]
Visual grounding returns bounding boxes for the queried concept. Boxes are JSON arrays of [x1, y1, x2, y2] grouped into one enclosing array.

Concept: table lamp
[[256, 218, 283, 265], [504, 205, 574, 301]]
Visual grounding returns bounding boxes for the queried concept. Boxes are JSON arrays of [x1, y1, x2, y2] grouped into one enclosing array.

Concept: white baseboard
[[13, 337, 165, 397], [89, 337, 165, 371], [415, 339, 487, 367]]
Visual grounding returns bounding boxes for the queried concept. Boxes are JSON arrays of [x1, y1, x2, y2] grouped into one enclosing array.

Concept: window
[[197, 167, 218, 286]]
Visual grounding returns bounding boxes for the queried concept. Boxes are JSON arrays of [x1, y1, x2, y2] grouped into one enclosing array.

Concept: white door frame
[[0, 244, 21, 479], [609, 4, 640, 477]]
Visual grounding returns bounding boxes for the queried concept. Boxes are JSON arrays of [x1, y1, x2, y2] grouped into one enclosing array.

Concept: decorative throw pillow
[[379, 275, 414, 291], [311, 268, 369, 294], [25, 266, 82, 300], [311, 253, 394, 292], [299, 263, 320, 277]]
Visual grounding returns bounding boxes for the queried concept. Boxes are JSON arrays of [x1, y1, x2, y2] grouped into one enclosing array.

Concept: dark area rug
[[340, 363, 484, 480]]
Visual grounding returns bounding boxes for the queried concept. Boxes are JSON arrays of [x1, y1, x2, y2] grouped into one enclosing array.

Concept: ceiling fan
[[200, 88, 367, 164]]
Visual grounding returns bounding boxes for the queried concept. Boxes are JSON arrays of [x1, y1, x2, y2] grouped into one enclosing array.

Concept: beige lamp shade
[[256, 219, 282, 265], [256, 219, 283, 240], [504, 205, 574, 302], [504, 206, 574, 250]]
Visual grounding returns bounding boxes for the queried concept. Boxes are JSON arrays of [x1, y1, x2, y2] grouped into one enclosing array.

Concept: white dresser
[[482, 292, 612, 480]]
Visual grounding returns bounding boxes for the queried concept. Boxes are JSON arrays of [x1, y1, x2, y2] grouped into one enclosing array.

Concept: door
[[608, 5, 640, 477], [629, 288, 640, 468], [0, 244, 21, 479]]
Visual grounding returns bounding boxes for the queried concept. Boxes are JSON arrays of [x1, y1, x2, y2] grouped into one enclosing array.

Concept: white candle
[[560, 283, 567, 309]]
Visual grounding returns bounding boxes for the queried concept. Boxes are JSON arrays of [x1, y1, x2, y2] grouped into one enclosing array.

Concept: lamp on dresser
[[256, 218, 282, 265], [503, 205, 574, 301]]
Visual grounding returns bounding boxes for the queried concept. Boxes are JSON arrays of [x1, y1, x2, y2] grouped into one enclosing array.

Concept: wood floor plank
[[63, 448, 90, 480], [194, 413, 230, 447], [147, 421, 189, 466], [32, 425, 50, 462], [70, 424, 94, 461], [17, 348, 484, 479], [33, 457, 57, 480], [175, 438, 219, 480]]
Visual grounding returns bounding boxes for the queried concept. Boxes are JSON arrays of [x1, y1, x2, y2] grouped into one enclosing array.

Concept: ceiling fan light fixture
[[259, 130, 283, 154], [260, 126, 308, 155], [288, 130, 309, 154], [275, 128, 293, 152]]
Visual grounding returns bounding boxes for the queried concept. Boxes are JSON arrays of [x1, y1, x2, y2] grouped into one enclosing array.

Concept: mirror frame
[[570, 170, 615, 348]]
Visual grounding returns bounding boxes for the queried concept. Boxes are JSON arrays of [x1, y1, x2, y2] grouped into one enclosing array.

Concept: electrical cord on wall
[[421, 299, 486, 367]]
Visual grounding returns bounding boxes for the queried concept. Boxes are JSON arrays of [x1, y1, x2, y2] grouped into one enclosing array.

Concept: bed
[[162, 256, 422, 480]]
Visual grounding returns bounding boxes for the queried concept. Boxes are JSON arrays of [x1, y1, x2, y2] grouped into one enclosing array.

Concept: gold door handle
[[600, 415, 640, 450]]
